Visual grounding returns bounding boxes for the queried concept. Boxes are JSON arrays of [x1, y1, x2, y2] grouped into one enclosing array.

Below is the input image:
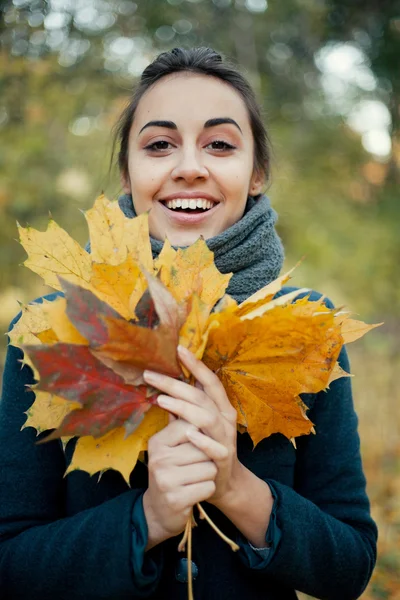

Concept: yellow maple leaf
[[203, 301, 342, 446], [42, 296, 87, 344], [18, 220, 92, 291], [8, 300, 56, 377], [236, 268, 294, 318], [23, 391, 80, 435], [66, 406, 168, 485], [85, 195, 153, 270], [154, 238, 177, 286], [8, 301, 52, 347], [339, 317, 382, 344], [91, 257, 145, 320], [168, 238, 232, 309]]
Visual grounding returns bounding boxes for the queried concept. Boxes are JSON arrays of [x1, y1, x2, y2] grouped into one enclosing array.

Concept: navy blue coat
[[0, 288, 378, 599]]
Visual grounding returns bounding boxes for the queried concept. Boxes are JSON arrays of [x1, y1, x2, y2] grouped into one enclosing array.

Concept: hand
[[143, 413, 218, 547], [143, 345, 241, 507]]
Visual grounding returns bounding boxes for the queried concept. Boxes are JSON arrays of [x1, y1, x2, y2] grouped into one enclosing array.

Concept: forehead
[[133, 72, 250, 131]]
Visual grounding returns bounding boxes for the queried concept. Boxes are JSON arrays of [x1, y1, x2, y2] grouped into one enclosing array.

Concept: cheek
[[212, 155, 253, 188], [128, 159, 162, 208]]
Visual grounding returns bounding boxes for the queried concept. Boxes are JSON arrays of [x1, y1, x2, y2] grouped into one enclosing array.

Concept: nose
[[171, 147, 209, 182]]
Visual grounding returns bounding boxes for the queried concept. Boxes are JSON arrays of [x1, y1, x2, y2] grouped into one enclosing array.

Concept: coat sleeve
[[234, 304, 378, 600], [0, 311, 163, 600]]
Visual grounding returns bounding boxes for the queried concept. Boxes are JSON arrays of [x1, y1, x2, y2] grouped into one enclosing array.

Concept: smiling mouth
[[161, 198, 217, 213]]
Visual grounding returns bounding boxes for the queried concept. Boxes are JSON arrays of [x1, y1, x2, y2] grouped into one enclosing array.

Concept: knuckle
[[147, 435, 161, 455], [174, 498, 186, 513], [167, 493, 186, 513], [215, 445, 229, 461], [165, 491, 176, 507], [208, 373, 219, 387], [148, 452, 162, 471], [228, 407, 237, 422], [204, 481, 216, 497], [202, 413, 215, 429], [209, 463, 218, 478], [220, 445, 229, 459], [155, 472, 170, 493], [182, 505, 192, 519]]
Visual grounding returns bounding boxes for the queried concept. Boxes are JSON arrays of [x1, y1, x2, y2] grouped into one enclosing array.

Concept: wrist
[[142, 490, 172, 552], [209, 460, 249, 511], [208, 464, 275, 549]]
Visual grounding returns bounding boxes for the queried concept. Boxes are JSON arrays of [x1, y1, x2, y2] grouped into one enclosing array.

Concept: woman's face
[[122, 72, 264, 247]]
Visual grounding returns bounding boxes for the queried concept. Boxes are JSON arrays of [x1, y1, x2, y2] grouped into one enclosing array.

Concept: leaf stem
[[178, 517, 191, 553], [196, 503, 240, 552]]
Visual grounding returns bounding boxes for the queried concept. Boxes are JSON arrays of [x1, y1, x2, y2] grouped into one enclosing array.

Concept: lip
[[157, 198, 220, 225], [159, 191, 220, 203]]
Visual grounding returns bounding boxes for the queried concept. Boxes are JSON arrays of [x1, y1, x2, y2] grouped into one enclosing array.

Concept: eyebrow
[[138, 117, 243, 135]]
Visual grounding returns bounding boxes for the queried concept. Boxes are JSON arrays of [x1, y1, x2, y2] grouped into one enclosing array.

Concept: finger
[[157, 394, 222, 439], [172, 481, 216, 511], [143, 369, 211, 412], [169, 412, 178, 423], [186, 429, 229, 462], [150, 417, 199, 448], [170, 442, 210, 466], [174, 461, 217, 487], [177, 345, 236, 418]]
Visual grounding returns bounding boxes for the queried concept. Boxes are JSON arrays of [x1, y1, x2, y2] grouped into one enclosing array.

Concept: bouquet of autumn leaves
[[10, 195, 378, 562]]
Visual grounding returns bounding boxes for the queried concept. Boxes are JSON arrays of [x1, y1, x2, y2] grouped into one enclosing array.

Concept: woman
[[0, 47, 377, 600]]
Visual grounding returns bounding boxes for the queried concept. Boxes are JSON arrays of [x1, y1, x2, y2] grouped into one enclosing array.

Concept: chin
[[167, 231, 207, 247]]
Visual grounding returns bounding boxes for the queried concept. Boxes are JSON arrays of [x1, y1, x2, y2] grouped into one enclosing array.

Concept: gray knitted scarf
[[117, 192, 285, 303]]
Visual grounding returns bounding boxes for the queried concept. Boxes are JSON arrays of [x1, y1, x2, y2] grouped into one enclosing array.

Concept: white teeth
[[164, 198, 217, 211]]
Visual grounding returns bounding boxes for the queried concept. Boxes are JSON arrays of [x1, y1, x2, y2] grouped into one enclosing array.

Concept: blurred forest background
[[0, 0, 399, 597]]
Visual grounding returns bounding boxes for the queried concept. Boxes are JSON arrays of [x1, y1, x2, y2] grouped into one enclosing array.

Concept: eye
[[144, 140, 172, 152], [207, 140, 236, 151]]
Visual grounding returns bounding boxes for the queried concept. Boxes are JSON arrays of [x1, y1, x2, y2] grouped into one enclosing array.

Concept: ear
[[121, 171, 131, 194], [249, 168, 265, 196]]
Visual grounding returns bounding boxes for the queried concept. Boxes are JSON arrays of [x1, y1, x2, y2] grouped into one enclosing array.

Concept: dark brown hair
[[110, 46, 271, 185]]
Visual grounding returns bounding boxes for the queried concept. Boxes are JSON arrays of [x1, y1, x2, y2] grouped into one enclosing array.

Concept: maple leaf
[[23, 343, 154, 440], [42, 295, 88, 345], [166, 237, 232, 309], [90, 257, 146, 320], [58, 277, 122, 345], [95, 271, 183, 378], [179, 294, 215, 358], [22, 391, 81, 436], [236, 268, 295, 318], [84, 194, 153, 270], [203, 299, 343, 446], [339, 317, 382, 344], [8, 301, 53, 348], [17, 220, 92, 291], [65, 406, 168, 485], [154, 238, 177, 286]]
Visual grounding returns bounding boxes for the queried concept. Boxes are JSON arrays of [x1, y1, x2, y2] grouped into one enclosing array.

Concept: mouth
[[160, 198, 218, 214]]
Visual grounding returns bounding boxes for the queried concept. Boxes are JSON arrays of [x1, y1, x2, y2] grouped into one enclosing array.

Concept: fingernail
[[143, 370, 162, 383], [157, 396, 174, 408]]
